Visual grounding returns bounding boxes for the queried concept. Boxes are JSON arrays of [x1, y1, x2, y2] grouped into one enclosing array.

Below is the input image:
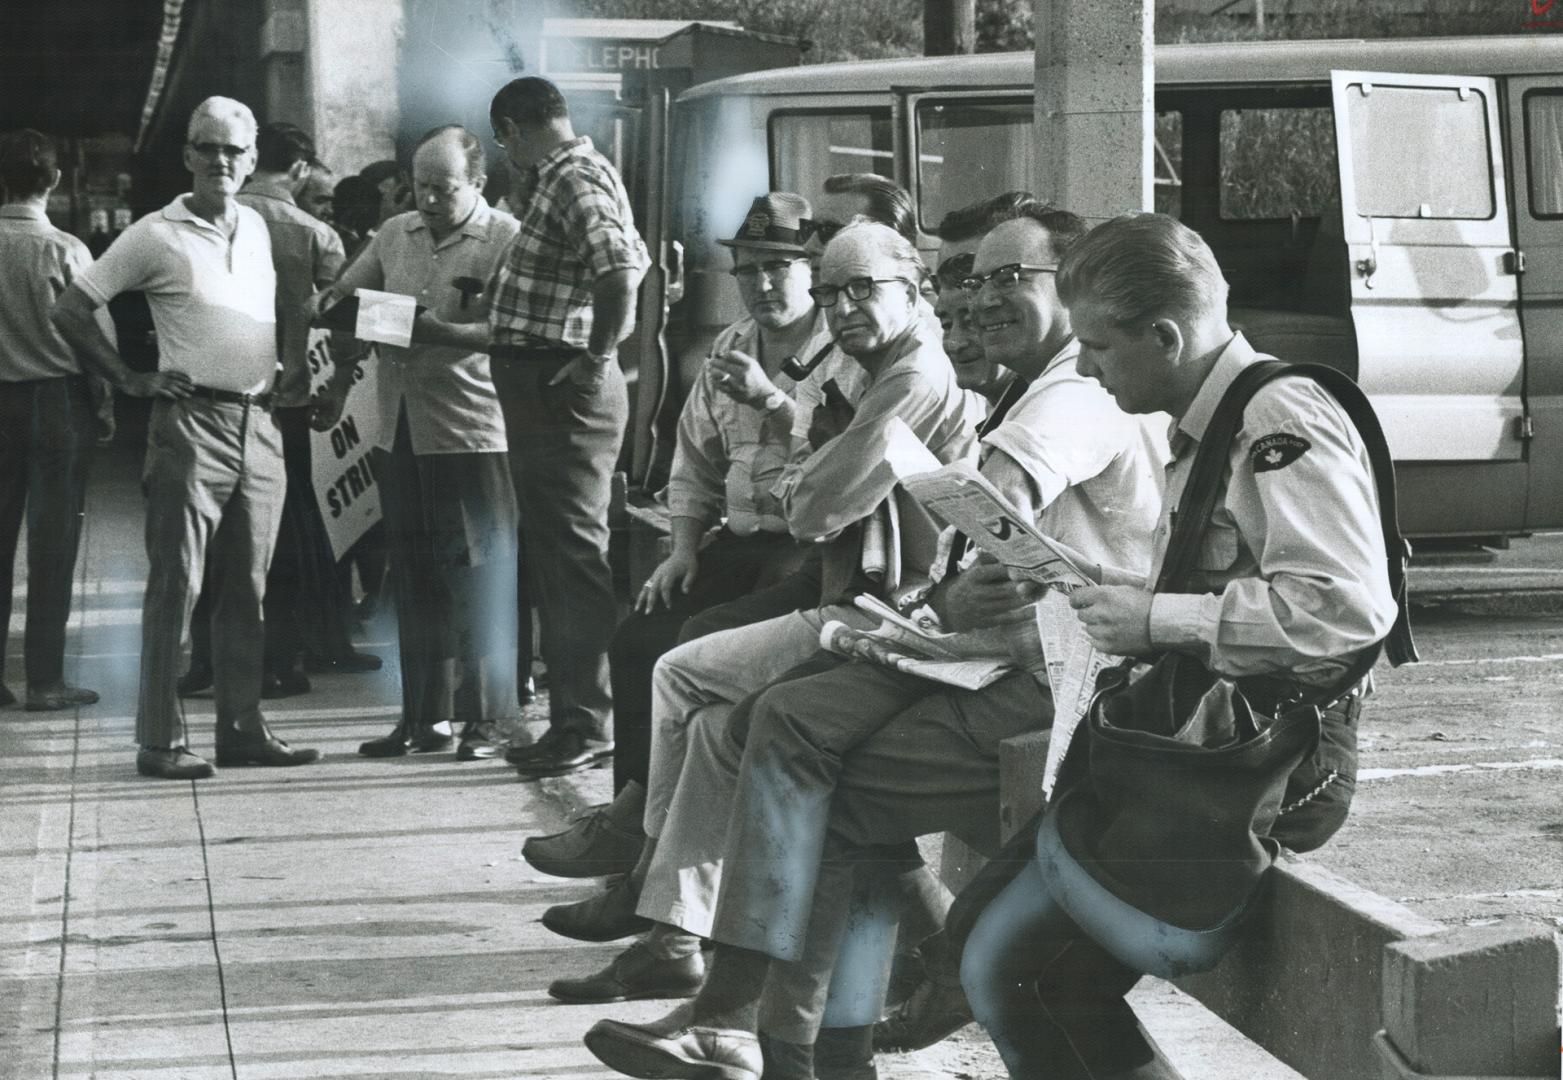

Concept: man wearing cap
[[53, 96, 319, 779]]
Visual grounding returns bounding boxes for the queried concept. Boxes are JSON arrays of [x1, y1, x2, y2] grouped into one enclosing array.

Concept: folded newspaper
[[817, 594, 1013, 691], [1033, 590, 1116, 797]]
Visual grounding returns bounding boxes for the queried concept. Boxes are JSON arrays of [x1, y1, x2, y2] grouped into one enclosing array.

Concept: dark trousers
[[0, 377, 92, 689], [608, 528, 807, 792], [188, 406, 356, 676], [376, 411, 518, 729], [492, 349, 627, 742]]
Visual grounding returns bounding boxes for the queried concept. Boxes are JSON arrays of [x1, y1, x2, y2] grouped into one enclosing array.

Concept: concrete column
[[260, 0, 309, 127], [1032, 0, 1153, 223], [305, 0, 404, 173]]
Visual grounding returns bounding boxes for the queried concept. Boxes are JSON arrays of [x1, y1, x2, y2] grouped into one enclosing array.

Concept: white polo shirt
[[76, 195, 277, 395]]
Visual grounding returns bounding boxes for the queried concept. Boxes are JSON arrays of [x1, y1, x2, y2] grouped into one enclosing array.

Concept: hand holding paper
[[353, 289, 419, 349]]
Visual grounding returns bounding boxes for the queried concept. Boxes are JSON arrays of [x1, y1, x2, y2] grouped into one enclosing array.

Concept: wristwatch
[[757, 388, 788, 413], [586, 351, 617, 367]]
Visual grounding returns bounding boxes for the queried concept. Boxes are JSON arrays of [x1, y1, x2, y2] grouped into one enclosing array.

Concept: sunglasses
[[796, 218, 843, 245], [959, 262, 1058, 297], [808, 276, 907, 308]]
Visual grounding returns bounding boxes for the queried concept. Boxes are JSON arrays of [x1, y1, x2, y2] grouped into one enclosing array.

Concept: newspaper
[[1033, 590, 1116, 797], [882, 418, 1102, 591], [816, 594, 1012, 691]]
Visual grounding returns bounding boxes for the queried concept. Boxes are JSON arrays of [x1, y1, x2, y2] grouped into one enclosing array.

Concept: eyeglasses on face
[[808, 277, 906, 308], [796, 217, 843, 245], [187, 142, 251, 160], [959, 262, 1058, 297], [729, 257, 807, 282]]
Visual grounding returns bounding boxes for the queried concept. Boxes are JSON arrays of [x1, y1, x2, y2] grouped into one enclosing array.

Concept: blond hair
[[1057, 212, 1227, 328]]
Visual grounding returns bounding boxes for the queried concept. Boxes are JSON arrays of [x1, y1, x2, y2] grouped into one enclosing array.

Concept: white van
[[632, 36, 1563, 542]]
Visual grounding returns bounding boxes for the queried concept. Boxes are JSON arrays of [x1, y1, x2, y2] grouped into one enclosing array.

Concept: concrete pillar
[[305, 0, 404, 173], [1377, 921, 1559, 1078], [1032, 0, 1153, 223], [260, 0, 309, 127]]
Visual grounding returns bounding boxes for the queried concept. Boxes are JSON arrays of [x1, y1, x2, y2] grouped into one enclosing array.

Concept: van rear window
[[770, 110, 894, 208], [1218, 107, 1336, 220], [1344, 83, 1494, 220], [916, 99, 1035, 232]]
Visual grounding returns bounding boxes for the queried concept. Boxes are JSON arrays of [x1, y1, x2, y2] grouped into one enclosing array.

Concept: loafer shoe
[[524, 807, 645, 879], [137, 746, 215, 780], [214, 732, 321, 767], [456, 721, 501, 761], [305, 649, 383, 675], [871, 966, 972, 1053], [176, 666, 213, 696], [507, 729, 613, 778], [26, 683, 100, 711], [549, 941, 704, 1003], [541, 874, 651, 941], [359, 724, 455, 757], [585, 1007, 760, 1080]]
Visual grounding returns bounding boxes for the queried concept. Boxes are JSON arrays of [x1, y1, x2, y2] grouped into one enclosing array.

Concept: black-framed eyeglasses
[[959, 262, 1058, 297], [187, 142, 251, 159], [808, 276, 907, 308], [729, 257, 807, 282], [796, 217, 843, 245]]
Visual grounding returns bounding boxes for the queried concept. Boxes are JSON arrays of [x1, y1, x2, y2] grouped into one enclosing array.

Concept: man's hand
[[309, 383, 350, 432], [1069, 585, 1155, 656], [122, 371, 193, 400], [936, 556, 1037, 631], [548, 353, 610, 390], [635, 549, 699, 613], [709, 348, 776, 407]]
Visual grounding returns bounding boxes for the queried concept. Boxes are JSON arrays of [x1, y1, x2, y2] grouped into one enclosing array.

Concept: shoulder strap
[[1157, 360, 1418, 670]]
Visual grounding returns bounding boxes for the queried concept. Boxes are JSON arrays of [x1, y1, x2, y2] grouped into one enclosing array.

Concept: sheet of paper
[[353, 288, 417, 348], [1034, 590, 1116, 798], [882, 416, 945, 479]]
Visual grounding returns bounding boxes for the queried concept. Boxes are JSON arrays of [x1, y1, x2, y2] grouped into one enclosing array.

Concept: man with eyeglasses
[[53, 97, 319, 779]]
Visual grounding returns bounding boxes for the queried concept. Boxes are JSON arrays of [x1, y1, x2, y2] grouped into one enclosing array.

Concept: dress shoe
[[506, 728, 613, 778], [176, 665, 213, 696], [523, 800, 646, 879], [25, 683, 99, 711], [541, 874, 651, 941], [305, 649, 382, 675], [549, 941, 704, 1003], [0, 684, 14, 708], [456, 721, 501, 761], [585, 1003, 760, 1080], [358, 723, 453, 757], [137, 746, 215, 780], [261, 669, 311, 699], [871, 964, 972, 1052], [214, 729, 321, 767]]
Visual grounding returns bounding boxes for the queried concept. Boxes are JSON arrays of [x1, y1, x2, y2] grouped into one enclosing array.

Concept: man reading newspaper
[[586, 203, 1168, 1080]]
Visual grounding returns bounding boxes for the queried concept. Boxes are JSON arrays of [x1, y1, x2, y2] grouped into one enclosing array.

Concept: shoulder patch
[[1250, 433, 1311, 472]]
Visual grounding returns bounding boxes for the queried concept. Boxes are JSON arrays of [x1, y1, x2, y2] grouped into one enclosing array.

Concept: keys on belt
[[187, 385, 274, 409]]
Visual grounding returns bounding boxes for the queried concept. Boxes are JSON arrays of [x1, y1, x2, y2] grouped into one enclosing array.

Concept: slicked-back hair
[[255, 121, 319, 173], [1057, 212, 1229, 328], [0, 129, 58, 199], [825, 218, 926, 288], [824, 173, 917, 245], [491, 77, 569, 128], [414, 125, 486, 183], [935, 251, 975, 292], [935, 191, 1034, 243], [332, 175, 379, 236], [187, 96, 256, 143], [988, 197, 1089, 263]]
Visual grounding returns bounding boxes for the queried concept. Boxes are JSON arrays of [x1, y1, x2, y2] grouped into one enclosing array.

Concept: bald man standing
[[53, 96, 319, 778], [313, 126, 522, 761]]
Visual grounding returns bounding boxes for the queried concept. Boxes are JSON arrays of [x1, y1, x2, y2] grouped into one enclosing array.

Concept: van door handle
[[1356, 214, 1378, 290], [1504, 250, 1526, 275]]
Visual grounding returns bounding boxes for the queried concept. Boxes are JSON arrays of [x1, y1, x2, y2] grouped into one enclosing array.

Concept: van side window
[[1524, 90, 1563, 218], [1155, 110, 1184, 218], [770, 110, 894, 204], [915, 99, 1034, 231], [1344, 83, 1494, 219], [1218, 107, 1335, 220]]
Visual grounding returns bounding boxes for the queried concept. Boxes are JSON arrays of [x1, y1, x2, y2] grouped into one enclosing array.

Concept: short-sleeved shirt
[[0, 205, 92, 381], [332, 201, 517, 455], [666, 310, 834, 534], [488, 136, 649, 349], [237, 178, 345, 408], [1147, 332, 1397, 686], [75, 195, 276, 395]]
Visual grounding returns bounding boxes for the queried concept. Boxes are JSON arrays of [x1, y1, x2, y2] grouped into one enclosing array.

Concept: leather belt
[[489, 343, 583, 363], [188, 385, 273, 409]]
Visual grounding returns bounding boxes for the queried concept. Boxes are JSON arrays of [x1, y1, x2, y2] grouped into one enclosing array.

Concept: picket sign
[[306, 327, 382, 559]]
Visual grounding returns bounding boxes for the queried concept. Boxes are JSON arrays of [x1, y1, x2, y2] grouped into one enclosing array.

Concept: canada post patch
[[1250, 433, 1311, 472]]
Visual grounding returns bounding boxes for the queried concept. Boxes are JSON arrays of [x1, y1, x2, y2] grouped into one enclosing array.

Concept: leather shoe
[[305, 649, 383, 674], [261, 669, 311, 699], [137, 746, 215, 780], [541, 874, 650, 941], [358, 723, 453, 757], [523, 806, 645, 879], [456, 721, 501, 761], [176, 665, 212, 696], [506, 728, 613, 778], [871, 964, 972, 1052], [549, 940, 704, 1003], [26, 683, 100, 711], [214, 729, 321, 767], [585, 1004, 760, 1080]]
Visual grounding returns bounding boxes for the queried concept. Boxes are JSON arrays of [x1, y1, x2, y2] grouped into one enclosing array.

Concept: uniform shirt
[[666, 310, 833, 535], [332, 201, 518, 456], [237, 178, 345, 408], [488, 137, 649, 349], [0, 205, 91, 381], [1148, 332, 1397, 686], [75, 195, 276, 395]]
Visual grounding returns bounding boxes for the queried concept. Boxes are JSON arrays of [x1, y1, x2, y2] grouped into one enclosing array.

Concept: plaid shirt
[[489, 137, 649, 349]]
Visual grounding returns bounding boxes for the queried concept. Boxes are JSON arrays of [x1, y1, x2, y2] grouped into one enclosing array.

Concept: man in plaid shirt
[[484, 77, 649, 777]]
